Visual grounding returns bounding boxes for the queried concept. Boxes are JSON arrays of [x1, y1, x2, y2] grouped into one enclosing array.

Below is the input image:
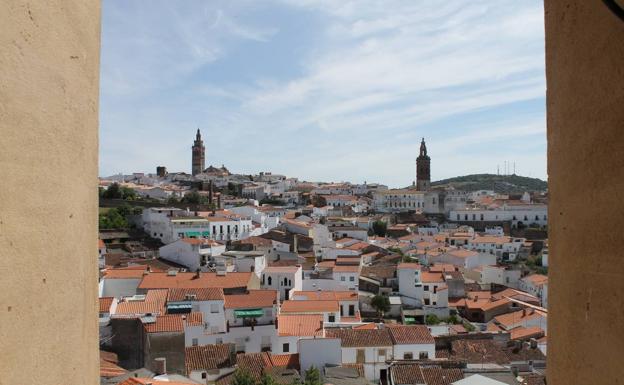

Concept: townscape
[[98, 130, 549, 385]]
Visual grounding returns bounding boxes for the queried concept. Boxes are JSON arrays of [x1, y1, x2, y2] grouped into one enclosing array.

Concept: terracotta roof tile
[[325, 328, 392, 347], [224, 290, 278, 309], [387, 325, 435, 344], [138, 271, 252, 290], [185, 343, 236, 373], [144, 312, 203, 333], [278, 314, 324, 337], [167, 287, 225, 302], [509, 326, 545, 341], [100, 297, 114, 313], [292, 291, 358, 301], [281, 300, 339, 313]]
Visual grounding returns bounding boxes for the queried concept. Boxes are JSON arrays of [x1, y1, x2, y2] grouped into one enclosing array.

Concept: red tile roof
[[292, 291, 358, 301], [421, 272, 445, 283], [278, 314, 324, 337], [387, 325, 435, 344], [281, 300, 339, 313], [509, 326, 545, 341], [144, 312, 203, 333], [99, 297, 114, 313], [167, 287, 224, 302], [100, 350, 127, 378], [115, 289, 168, 317], [185, 343, 236, 373], [138, 272, 252, 290], [225, 290, 278, 309], [325, 328, 393, 347]]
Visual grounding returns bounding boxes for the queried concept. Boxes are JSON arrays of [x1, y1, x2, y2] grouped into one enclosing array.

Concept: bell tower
[[192, 128, 205, 176], [416, 137, 431, 191]]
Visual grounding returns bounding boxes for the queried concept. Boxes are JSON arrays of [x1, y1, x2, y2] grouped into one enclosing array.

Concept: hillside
[[432, 174, 547, 194]]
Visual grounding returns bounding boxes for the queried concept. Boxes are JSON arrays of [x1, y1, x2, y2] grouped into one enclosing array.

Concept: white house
[[275, 314, 324, 354], [261, 266, 303, 301], [386, 325, 436, 360], [467, 235, 525, 261], [159, 238, 226, 272], [291, 290, 360, 321], [166, 287, 226, 335], [332, 265, 360, 291], [185, 344, 236, 384], [326, 328, 393, 382], [519, 274, 549, 304]]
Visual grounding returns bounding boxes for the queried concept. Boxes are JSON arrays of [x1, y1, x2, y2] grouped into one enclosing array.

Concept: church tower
[[416, 137, 431, 191], [191, 128, 205, 176]]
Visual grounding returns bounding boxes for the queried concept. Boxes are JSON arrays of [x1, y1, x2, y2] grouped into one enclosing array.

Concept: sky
[[99, 0, 546, 188]]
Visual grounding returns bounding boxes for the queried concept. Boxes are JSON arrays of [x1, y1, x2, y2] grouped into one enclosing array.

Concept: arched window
[[267, 276, 272, 286]]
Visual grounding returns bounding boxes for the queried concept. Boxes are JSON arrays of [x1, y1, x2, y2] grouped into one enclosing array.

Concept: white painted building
[[467, 235, 525, 261], [261, 266, 303, 301], [450, 203, 548, 228], [159, 238, 226, 272]]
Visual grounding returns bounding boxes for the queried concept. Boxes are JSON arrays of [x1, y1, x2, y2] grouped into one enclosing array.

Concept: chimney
[[474, 296, 478, 302], [154, 357, 166, 375], [293, 234, 299, 253], [195, 269, 201, 278], [275, 317, 279, 330]]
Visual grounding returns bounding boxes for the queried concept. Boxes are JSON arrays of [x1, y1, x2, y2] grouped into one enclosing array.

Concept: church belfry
[[192, 128, 205, 176], [416, 137, 431, 191]]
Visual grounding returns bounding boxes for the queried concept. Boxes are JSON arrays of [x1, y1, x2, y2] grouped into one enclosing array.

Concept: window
[[419, 352, 429, 359], [192, 338, 198, 346], [424, 298, 430, 305], [349, 305, 355, 316], [267, 276, 272, 286], [202, 373, 207, 379], [328, 314, 335, 322], [356, 349, 365, 363], [378, 349, 386, 358], [349, 276, 355, 282], [283, 343, 290, 353], [423, 285, 429, 291], [457, 214, 460, 220], [403, 352, 413, 360], [210, 303, 219, 313], [341, 276, 345, 281]]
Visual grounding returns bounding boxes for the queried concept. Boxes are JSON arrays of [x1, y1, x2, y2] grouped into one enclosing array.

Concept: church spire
[[416, 137, 431, 191], [420, 137, 427, 157]]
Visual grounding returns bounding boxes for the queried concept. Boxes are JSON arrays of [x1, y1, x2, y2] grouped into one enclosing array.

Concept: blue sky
[[100, 0, 546, 187]]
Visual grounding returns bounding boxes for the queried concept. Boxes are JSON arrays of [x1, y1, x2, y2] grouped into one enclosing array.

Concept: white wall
[[299, 338, 342, 372], [99, 278, 141, 298]]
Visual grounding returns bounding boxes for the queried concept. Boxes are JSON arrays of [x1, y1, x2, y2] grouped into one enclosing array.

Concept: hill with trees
[[431, 174, 547, 194]]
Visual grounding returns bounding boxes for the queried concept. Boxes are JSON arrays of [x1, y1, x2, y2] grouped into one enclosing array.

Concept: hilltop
[[432, 174, 548, 194]]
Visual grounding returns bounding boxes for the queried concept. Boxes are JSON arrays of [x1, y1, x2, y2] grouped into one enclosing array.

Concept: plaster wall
[[545, 2, 624, 384], [0, 1, 100, 384]]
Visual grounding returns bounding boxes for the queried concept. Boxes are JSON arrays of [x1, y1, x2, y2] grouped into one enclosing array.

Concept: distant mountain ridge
[[432, 174, 548, 194]]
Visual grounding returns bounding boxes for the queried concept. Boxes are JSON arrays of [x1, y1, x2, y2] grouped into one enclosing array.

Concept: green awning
[[201, 231, 210, 236], [234, 309, 264, 318], [185, 232, 201, 237], [404, 317, 416, 324]]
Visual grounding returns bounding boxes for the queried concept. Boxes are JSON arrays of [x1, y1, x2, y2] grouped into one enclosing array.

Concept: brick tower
[[416, 137, 431, 191], [191, 128, 205, 176]]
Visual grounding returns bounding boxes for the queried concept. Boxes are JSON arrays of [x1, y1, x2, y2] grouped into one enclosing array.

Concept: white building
[[261, 266, 303, 301], [450, 203, 548, 228], [159, 238, 226, 272], [467, 235, 525, 261]]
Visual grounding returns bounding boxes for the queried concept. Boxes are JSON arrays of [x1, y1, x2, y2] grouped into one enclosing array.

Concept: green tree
[[260, 373, 277, 385], [121, 186, 137, 200], [182, 191, 202, 204], [372, 220, 387, 237], [167, 195, 180, 205], [304, 366, 321, 385], [116, 203, 132, 217], [99, 208, 128, 229], [102, 183, 122, 199], [371, 294, 391, 318], [425, 314, 440, 325], [231, 369, 257, 385]]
